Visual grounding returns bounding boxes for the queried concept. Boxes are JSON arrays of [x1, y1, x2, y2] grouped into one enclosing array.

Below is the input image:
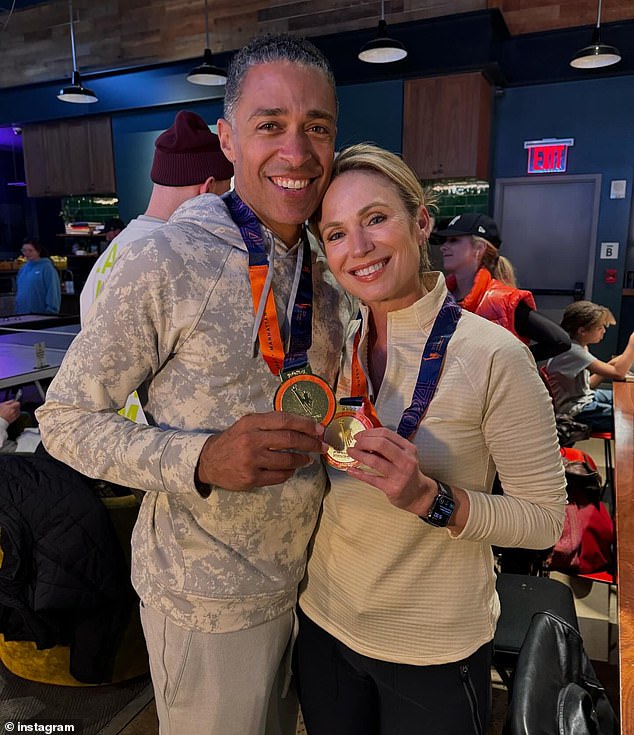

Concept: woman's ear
[[473, 237, 486, 263], [417, 206, 431, 243]]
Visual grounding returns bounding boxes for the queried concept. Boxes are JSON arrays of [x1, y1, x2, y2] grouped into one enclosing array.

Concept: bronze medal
[[274, 372, 336, 427], [324, 408, 374, 470]]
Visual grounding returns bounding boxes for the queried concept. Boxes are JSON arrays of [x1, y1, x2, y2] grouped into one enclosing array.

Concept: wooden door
[[403, 76, 438, 177], [65, 119, 92, 196]]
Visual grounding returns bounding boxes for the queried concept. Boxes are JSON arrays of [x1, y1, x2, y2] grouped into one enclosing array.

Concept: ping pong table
[[0, 324, 80, 400], [0, 314, 80, 333]]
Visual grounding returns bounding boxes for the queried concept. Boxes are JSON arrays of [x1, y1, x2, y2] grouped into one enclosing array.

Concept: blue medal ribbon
[[396, 294, 461, 439], [348, 293, 461, 439]]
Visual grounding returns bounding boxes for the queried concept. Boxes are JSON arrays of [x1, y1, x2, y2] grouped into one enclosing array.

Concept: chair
[[589, 430, 614, 505], [576, 433, 617, 586], [538, 373, 618, 587], [502, 611, 618, 735], [493, 572, 578, 691]]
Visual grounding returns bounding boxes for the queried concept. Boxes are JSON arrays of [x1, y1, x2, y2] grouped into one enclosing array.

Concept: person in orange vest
[[435, 213, 569, 362]]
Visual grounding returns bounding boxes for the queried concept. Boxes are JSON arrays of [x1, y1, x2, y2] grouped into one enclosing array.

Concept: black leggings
[[294, 607, 491, 735]]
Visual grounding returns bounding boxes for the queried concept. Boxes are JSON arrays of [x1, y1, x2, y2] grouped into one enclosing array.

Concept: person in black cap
[[434, 212, 570, 362]]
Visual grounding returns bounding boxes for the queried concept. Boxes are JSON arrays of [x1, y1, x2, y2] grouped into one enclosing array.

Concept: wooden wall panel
[[1, 0, 633, 89], [489, 0, 633, 35]]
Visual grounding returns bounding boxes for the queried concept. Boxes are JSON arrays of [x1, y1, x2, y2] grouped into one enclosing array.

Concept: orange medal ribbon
[[247, 263, 286, 376]]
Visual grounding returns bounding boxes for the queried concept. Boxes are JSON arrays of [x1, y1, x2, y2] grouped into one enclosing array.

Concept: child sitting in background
[[545, 300, 634, 432]]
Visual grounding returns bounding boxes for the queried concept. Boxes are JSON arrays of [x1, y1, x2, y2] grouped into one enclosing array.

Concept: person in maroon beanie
[[81, 109, 234, 325]]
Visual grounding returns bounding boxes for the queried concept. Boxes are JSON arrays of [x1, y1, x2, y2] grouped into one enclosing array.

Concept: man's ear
[[217, 118, 235, 163], [200, 176, 215, 194]]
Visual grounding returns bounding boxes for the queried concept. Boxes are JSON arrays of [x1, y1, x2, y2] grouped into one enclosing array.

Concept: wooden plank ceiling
[[0, 0, 632, 89]]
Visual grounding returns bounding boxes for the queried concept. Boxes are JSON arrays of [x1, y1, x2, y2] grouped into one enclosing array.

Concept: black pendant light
[[57, 0, 97, 103], [187, 0, 226, 85], [570, 0, 621, 69], [358, 0, 407, 64]]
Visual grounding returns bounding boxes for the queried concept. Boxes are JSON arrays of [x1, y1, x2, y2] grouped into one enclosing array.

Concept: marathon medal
[[324, 401, 375, 470], [226, 191, 335, 426], [274, 367, 336, 426]]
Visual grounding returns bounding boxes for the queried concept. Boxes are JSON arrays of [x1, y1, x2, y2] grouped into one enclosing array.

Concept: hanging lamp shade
[[358, 1, 407, 64], [187, 48, 227, 85], [358, 20, 407, 63], [570, 31, 621, 68], [187, 0, 226, 85], [570, 0, 621, 69], [58, 70, 98, 103], [58, 0, 98, 104]]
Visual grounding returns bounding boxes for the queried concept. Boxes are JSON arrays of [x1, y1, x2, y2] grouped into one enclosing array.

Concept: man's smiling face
[[218, 61, 337, 246]]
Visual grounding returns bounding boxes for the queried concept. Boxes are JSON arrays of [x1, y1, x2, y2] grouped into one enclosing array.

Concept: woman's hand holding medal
[[196, 411, 325, 492], [342, 426, 437, 516]]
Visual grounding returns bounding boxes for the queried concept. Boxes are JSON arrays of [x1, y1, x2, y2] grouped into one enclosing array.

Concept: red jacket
[[447, 268, 536, 343]]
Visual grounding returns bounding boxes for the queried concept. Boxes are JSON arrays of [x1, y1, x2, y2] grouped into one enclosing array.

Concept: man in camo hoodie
[[37, 34, 351, 735]]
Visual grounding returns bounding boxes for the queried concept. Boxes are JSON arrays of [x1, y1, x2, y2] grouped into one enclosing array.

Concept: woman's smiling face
[[319, 169, 428, 312]]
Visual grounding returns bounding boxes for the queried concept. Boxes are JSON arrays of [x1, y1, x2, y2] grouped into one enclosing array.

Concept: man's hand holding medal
[[196, 411, 326, 492]]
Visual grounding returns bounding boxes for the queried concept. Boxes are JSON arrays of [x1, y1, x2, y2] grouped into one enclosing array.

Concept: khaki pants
[[140, 603, 298, 735]]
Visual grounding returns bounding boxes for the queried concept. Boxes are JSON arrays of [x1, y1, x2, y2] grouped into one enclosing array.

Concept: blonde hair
[[473, 237, 517, 287], [316, 143, 431, 271]]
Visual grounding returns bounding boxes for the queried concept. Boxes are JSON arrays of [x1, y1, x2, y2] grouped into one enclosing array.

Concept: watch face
[[426, 494, 455, 526]]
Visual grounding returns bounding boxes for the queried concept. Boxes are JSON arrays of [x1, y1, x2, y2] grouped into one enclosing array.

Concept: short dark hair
[[22, 236, 48, 257], [23, 235, 39, 248], [223, 33, 337, 124], [560, 300, 616, 336]]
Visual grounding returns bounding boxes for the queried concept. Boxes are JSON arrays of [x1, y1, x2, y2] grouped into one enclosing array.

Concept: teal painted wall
[[336, 80, 403, 153]]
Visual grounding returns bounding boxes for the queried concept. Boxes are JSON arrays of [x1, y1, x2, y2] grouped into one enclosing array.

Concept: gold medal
[[274, 372, 336, 427], [324, 408, 374, 470]]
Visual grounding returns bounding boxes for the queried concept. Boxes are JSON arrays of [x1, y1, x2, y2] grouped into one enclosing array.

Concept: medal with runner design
[[324, 406, 375, 470], [274, 370, 336, 426]]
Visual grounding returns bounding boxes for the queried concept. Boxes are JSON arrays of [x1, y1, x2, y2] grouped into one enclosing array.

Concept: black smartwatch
[[419, 480, 455, 527]]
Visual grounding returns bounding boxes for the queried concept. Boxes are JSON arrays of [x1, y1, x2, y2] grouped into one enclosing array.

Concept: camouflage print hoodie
[[36, 193, 352, 632]]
